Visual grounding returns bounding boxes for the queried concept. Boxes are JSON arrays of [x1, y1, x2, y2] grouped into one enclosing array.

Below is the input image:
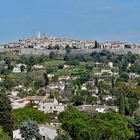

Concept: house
[[33, 64, 44, 69], [58, 76, 70, 81], [78, 105, 106, 113], [38, 98, 65, 113], [63, 64, 69, 69], [47, 82, 65, 91], [39, 125, 57, 140], [8, 95, 19, 101], [78, 105, 96, 113], [13, 67, 21, 73], [47, 74, 55, 79], [108, 62, 113, 68], [13, 63, 27, 73], [10, 90, 19, 96], [114, 72, 119, 76], [129, 73, 140, 79], [95, 70, 119, 77], [101, 70, 113, 77], [50, 118, 61, 127], [27, 96, 46, 104], [13, 124, 57, 140], [14, 84, 24, 89], [58, 81, 65, 91], [81, 83, 87, 90], [11, 99, 30, 109], [94, 72, 101, 77], [48, 83, 59, 89], [94, 62, 105, 67], [11, 101, 24, 109], [95, 105, 106, 113], [103, 95, 113, 101], [0, 45, 5, 49], [77, 105, 118, 113], [23, 87, 32, 92]]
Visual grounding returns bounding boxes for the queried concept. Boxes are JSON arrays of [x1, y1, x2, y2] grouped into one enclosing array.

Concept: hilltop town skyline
[[0, 31, 139, 54], [1, 31, 139, 46]]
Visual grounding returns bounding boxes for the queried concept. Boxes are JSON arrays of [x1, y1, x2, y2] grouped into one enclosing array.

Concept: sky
[[0, 0, 140, 44]]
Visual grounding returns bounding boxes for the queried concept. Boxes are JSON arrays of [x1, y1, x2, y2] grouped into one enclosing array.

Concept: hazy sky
[[0, 0, 140, 44]]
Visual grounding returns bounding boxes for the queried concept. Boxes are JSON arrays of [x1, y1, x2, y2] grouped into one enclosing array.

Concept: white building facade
[[38, 98, 65, 113]]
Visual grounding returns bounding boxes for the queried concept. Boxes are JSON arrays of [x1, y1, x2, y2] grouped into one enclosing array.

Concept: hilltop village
[[1, 32, 140, 50], [0, 34, 140, 139]]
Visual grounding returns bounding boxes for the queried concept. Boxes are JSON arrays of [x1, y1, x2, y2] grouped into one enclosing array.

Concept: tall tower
[[43, 32, 46, 38], [35, 31, 41, 49], [36, 31, 41, 39]]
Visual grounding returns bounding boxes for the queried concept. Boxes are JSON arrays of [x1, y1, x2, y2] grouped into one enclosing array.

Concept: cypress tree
[[0, 93, 13, 138]]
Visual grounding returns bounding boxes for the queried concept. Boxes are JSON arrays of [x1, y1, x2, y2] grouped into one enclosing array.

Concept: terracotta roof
[[32, 96, 45, 101], [42, 98, 55, 103], [26, 96, 46, 101]]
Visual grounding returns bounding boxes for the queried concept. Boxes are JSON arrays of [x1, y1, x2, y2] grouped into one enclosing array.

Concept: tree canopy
[[20, 119, 42, 140], [58, 109, 134, 140], [12, 108, 50, 129]]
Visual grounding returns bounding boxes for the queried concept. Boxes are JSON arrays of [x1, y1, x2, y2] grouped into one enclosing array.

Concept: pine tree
[[43, 72, 49, 86], [111, 75, 115, 96], [94, 76, 98, 87], [98, 82, 103, 103], [119, 91, 125, 115], [111, 75, 115, 89]]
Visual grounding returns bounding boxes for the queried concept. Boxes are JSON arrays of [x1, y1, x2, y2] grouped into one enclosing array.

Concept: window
[[43, 106, 45, 109], [50, 106, 52, 109]]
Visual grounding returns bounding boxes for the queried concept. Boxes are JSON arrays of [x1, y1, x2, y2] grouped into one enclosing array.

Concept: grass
[[53, 65, 87, 76], [53, 69, 71, 76], [1, 73, 24, 79], [7, 74, 17, 79], [44, 60, 65, 66], [80, 61, 96, 66]]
